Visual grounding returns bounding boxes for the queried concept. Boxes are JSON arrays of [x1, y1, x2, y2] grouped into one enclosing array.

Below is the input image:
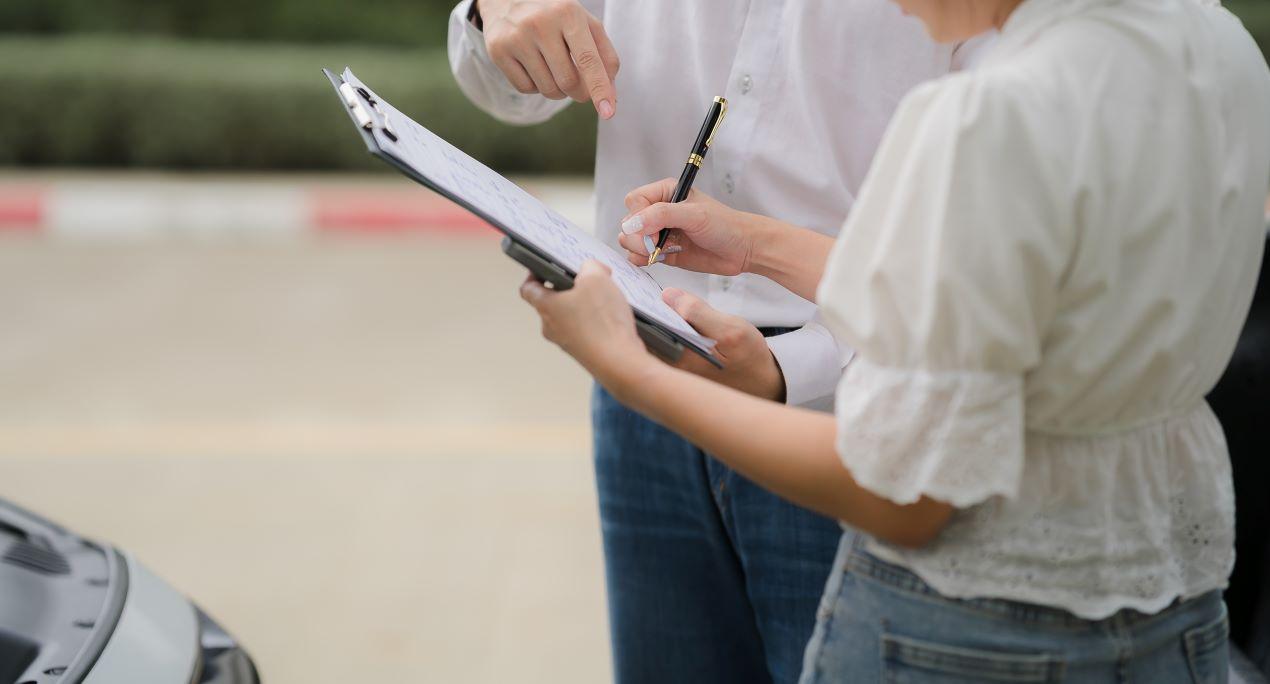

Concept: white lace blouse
[[818, 0, 1270, 619]]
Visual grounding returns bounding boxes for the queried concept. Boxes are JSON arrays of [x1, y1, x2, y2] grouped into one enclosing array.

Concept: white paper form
[[340, 69, 715, 354]]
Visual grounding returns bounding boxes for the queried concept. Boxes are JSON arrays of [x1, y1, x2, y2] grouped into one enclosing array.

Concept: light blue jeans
[[801, 533, 1230, 683]]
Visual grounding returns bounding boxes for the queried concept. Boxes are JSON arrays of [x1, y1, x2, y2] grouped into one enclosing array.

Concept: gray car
[[0, 499, 258, 683]]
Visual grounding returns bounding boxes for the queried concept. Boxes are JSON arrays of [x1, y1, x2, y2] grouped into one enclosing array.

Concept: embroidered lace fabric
[[836, 359, 1235, 620]]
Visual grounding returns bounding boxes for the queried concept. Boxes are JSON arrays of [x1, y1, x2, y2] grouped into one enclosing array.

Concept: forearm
[[746, 217, 837, 302], [614, 361, 952, 547]]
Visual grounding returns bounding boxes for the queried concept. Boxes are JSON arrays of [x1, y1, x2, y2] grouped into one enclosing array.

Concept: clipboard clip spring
[[338, 82, 398, 142]]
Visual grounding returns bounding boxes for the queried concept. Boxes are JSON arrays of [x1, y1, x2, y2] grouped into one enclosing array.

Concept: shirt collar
[[989, 0, 1118, 59]]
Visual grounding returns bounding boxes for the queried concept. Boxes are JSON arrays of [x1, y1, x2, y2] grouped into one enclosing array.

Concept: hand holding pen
[[618, 178, 762, 276], [626, 97, 727, 267]]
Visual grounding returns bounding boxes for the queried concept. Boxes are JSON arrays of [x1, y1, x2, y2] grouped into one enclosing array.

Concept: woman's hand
[[616, 178, 838, 302], [518, 260, 656, 396], [616, 178, 761, 275]]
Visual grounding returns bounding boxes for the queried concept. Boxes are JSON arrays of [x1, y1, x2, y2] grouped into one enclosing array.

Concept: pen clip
[[705, 96, 728, 148]]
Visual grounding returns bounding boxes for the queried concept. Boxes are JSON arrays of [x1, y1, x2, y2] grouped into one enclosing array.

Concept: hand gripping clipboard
[[323, 67, 721, 369]]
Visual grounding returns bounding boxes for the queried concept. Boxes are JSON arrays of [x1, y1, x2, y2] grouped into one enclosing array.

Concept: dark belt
[[757, 326, 797, 338]]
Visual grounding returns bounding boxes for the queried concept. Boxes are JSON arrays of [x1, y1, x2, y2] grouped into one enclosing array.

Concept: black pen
[[648, 96, 728, 266]]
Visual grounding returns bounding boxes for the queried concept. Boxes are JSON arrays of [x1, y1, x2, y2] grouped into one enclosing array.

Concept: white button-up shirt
[[448, 0, 971, 407]]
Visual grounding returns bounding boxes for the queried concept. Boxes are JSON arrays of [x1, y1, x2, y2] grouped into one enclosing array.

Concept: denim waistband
[[757, 326, 797, 338], [844, 541, 1217, 631]]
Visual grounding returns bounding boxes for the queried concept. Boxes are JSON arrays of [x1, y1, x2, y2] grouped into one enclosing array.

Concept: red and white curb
[[0, 178, 596, 239]]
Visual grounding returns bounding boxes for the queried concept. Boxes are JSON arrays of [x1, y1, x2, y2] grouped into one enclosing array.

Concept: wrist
[[745, 215, 789, 280], [764, 347, 788, 403], [602, 352, 670, 412]]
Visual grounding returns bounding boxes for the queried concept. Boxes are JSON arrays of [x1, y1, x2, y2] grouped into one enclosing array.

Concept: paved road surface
[[0, 232, 609, 682]]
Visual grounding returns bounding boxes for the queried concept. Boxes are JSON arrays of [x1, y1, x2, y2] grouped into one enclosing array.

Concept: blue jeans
[[592, 385, 843, 684], [802, 534, 1231, 683]]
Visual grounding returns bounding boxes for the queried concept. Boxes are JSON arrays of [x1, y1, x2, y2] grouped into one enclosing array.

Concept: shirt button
[[740, 74, 753, 94], [722, 174, 735, 194], [721, 277, 733, 292]]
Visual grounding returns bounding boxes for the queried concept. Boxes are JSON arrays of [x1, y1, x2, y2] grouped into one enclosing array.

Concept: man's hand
[[662, 288, 786, 402], [474, 0, 620, 119]]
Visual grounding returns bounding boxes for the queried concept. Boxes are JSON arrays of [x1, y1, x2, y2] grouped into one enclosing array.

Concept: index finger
[[623, 178, 679, 214], [563, 21, 617, 119], [587, 15, 620, 82]]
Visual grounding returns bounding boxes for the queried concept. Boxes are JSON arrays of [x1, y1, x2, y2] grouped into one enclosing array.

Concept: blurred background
[[1, 1, 1268, 682], [1, 0, 605, 681]]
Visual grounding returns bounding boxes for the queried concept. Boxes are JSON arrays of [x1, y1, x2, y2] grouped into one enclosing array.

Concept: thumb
[[576, 259, 612, 281], [662, 288, 734, 337]]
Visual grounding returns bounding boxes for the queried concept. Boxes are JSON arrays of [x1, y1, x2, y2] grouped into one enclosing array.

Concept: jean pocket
[[1183, 608, 1229, 684], [882, 633, 1064, 683]]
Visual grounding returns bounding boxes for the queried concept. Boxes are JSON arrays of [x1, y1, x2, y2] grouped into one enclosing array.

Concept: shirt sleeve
[[766, 313, 855, 410], [817, 73, 1070, 508], [447, 0, 576, 125]]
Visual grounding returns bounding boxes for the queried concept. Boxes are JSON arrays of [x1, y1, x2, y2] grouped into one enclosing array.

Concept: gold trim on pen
[[687, 153, 704, 168]]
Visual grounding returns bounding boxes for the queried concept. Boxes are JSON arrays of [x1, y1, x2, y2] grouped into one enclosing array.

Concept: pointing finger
[[563, 19, 617, 119], [587, 14, 620, 81]]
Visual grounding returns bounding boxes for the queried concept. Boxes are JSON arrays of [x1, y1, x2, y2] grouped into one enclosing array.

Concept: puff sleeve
[[817, 73, 1071, 507]]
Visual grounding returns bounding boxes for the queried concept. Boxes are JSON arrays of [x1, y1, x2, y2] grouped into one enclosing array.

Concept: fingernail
[[665, 245, 684, 254], [643, 235, 656, 254], [654, 253, 666, 264], [621, 215, 644, 235], [598, 100, 614, 119]]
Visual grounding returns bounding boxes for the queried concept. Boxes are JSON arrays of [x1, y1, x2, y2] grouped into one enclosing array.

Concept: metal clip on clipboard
[[337, 82, 398, 142]]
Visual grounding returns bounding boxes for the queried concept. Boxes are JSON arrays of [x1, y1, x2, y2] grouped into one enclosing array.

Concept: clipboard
[[323, 67, 721, 369]]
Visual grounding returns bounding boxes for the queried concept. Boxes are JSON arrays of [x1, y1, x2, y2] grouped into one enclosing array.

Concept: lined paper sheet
[[341, 69, 715, 354]]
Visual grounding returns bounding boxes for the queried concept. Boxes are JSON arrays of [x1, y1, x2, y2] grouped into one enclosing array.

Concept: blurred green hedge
[[1228, 0, 1270, 56], [0, 36, 596, 173], [5, 0, 1268, 53], [3, 2, 1267, 174], [0, 0, 456, 48]]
